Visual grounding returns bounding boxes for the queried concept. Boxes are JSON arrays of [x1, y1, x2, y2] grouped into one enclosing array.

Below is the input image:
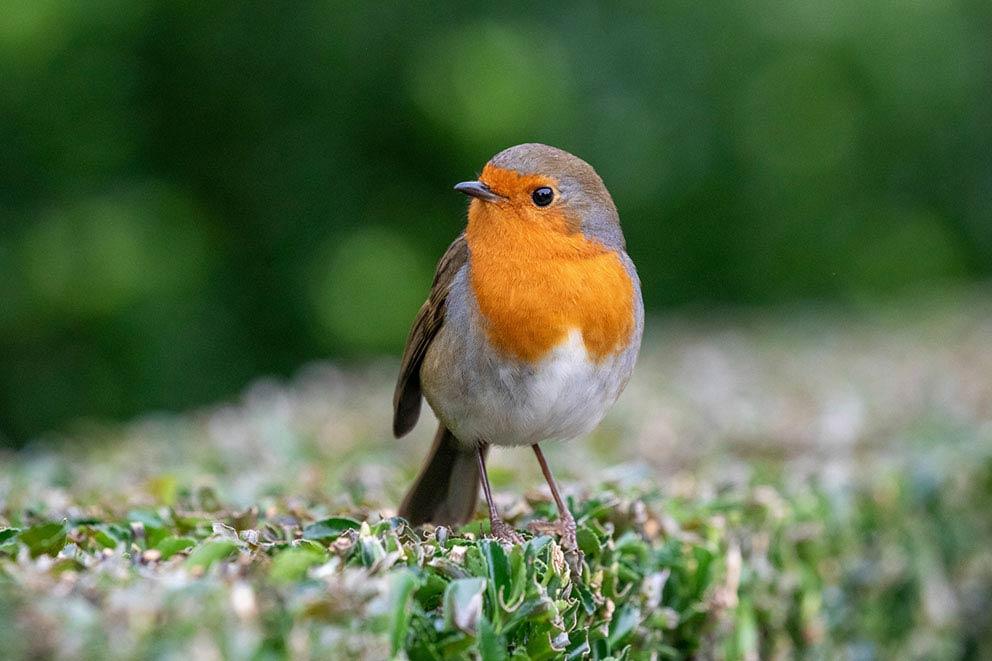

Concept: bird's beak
[[454, 180, 505, 202]]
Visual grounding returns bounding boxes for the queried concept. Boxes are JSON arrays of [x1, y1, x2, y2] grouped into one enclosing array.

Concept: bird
[[393, 143, 643, 551]]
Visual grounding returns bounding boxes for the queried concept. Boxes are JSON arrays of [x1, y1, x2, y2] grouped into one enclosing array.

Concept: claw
[[489, 518, 524, 544]]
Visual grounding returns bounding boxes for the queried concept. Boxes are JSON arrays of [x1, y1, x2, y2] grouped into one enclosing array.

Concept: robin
[[393, 143, 643, 551]]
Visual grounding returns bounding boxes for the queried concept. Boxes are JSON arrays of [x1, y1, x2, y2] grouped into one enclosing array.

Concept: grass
[[2, 298, 992, 659]]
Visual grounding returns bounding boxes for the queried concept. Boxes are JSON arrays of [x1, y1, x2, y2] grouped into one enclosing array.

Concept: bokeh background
[[1, 1, 990, 444]]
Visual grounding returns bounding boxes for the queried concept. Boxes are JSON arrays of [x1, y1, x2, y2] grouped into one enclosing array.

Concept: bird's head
[[455, 143, 624, 250]]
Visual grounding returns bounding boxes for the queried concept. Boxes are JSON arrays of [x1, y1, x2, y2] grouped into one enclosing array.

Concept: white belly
[[424, 329, 629, 447]]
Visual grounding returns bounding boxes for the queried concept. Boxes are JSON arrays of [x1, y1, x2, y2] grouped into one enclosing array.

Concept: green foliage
[[155, 536, 196, 560], [1, 305, 988, 656], [302, 516, 361, 542], [184, 540, 239, 572], [2, 461, 991, 659], [269, 546, 328, 584], [16, 521, 67, 559], [1, 2, 991, 440]]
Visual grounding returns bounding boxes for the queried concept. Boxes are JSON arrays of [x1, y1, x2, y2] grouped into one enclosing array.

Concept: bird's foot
[[488, 518, 524, 545], [528, 516, 583, 575], [527, 516, 576, 547]]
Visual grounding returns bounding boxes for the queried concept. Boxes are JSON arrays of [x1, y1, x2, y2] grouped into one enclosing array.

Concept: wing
[[392, 234, 469, 438]]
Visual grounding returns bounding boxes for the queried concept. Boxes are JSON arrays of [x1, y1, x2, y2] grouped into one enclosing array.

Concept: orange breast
[[465, 196, 634, 363]]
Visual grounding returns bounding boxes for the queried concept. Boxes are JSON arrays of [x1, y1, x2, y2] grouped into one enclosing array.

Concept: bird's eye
[[531, 187, 554, 207]]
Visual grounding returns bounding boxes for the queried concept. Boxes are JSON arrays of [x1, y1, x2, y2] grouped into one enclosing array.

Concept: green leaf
[[269, 547, 327, 583], [733, 597, 759, 659], [127, 509, 164, 528], [415, 572, 448, 611], [302, 516, 360, 542], [506, 545, 529, 604], [20, 521, 68, 558], [185, 540, 238, 571], [477, 616, 507, 661], [155, 536, 196, 560], [103, 524, 132, 544], [359, 534, 387, 567], [51, 558, 85, 574], [576, 525, 602, 559], [143, 525, 168, 550], [481, 540, 510, 622], [90, 527, 118, 550], [388, 569, 421, 656], [573, 581, 597, 615], [608, 604, 641, 650], [296, 539, 327, 554], [565, 630, 591, 660], [444, 577, 487, 634], [146, 474, 178, 506], [525, 535, 553, 556], [438, 632, 475, 658], [0, 528, 20, 556]]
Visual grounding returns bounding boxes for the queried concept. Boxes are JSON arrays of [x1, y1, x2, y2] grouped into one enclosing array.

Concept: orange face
[[473, 164, 578, 234], [465, 165, 635, 363]]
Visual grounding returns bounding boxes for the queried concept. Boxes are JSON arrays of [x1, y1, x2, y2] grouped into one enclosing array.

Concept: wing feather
[[392, 235, 468, 437]]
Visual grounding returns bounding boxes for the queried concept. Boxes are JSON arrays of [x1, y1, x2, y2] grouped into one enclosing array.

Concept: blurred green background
[[1, 1, 989, 444]]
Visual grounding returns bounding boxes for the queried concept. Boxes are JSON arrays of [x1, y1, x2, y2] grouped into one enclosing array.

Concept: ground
[[2, 294, 992, 659]]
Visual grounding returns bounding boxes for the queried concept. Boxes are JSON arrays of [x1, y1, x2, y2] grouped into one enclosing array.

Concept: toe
[[526, 519, 560, 535], [489, 520, 524, 544]]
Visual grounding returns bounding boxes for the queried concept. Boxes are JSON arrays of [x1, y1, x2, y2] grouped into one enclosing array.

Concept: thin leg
[[531, 444, 580, 565], [533, 444, 573, 525], [477, 444, 523, 544]]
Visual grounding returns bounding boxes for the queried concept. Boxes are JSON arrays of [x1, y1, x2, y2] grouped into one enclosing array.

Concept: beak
[[454, 180, 505, 202]]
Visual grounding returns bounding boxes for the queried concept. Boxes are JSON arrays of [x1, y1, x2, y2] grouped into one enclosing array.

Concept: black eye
[[531, 187, 554, 207]]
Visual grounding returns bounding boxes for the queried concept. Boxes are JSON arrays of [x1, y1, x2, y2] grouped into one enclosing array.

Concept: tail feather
[[399, 425, 481, 526]]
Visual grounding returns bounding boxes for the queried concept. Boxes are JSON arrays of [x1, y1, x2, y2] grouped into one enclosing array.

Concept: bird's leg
[[529, 444, 582, 569], [477, 443, 523, 544]]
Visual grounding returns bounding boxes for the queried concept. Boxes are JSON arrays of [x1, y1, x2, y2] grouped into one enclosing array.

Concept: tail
[[398, 425, 481, 526]]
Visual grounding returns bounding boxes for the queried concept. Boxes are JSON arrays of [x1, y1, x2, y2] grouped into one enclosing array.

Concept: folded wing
[[392, 235, 469, 437]]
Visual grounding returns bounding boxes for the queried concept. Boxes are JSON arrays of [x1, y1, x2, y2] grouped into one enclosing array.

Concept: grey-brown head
[[454, 143, 625, 250]]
